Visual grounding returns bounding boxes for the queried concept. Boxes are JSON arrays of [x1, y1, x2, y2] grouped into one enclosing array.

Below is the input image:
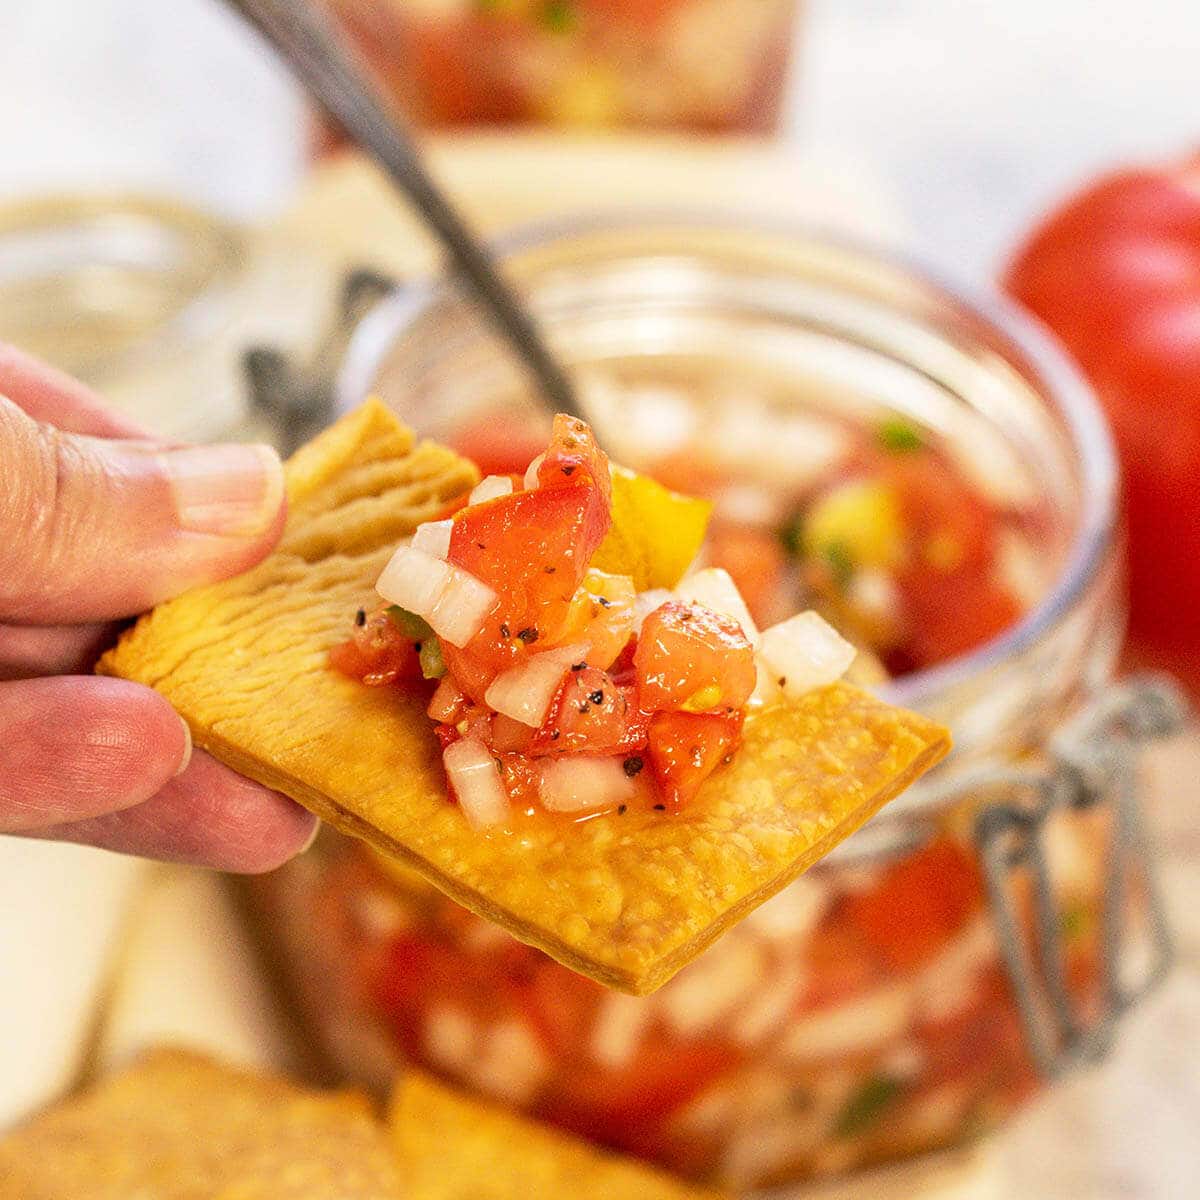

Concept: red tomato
[[844, 838, 983, 971], [1004, 154, 1200, 694], [328, 609, 422, 686], [634, 601, 756, 714], [528, 670, 642, 756], [646, 709, 743, 810]]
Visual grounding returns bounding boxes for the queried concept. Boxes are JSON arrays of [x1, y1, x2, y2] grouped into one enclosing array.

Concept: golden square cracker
[[0, 1050, 403, 1199], [100, 400, 949, 994], [391, 1070, 726, 1200]]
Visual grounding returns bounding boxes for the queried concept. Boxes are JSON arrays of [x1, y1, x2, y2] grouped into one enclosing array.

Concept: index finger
[[0, 343, 153, 439]]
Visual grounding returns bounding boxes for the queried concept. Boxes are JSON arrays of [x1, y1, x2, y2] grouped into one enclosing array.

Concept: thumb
[[0, 396, 285, 623]]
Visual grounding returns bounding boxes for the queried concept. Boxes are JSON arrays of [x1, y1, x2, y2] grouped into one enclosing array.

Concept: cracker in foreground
[[0, 1050, 402, 1199], [101, 400, 950, 994], [392, 1070, 725, 1200]]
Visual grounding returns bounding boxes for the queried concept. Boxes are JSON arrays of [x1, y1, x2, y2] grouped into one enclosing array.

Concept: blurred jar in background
[[0, 194, 330, 445], [321, 0, 800, 133], [244, 220, 1174, 1191]]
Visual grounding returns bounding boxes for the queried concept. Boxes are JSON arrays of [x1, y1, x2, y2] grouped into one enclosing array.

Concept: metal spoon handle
[[223, 0, 580, 417]]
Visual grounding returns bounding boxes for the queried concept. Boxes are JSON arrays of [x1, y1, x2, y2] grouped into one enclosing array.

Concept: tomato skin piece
[[1004, 154, 1200, 694], [329, 609, 422, 686], [634, 601, 756, 713], [646, 709, 743, 810], [883, 450, 996, 575]]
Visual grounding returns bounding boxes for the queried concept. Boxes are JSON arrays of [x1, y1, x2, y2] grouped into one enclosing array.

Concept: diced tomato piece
[[536, 414, 613, 505], [798, 912, 889, 1010], [329, 609, 422, 686], [646, 709, 743, 810], [444, 484, 611, 695], [899, 565, 1022, 668], [495, 752, 541, 810], [634, 601, 756, 713], [884, 451, 996, 575], [520, 959, 604, 1059], [540, 1039, 736, 1156], [706, 522, 789, 627], [452, 410, 550, 478], [432, 723, 460, 751], [529, 670, 639, 757], [844, 838, 983, 971]]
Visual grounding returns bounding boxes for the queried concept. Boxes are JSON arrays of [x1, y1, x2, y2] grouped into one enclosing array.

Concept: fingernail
[[173, 717, 193, 777], [165, 443, 284, 538]]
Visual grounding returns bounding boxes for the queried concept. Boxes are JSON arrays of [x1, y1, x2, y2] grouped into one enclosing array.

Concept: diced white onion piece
[[412, 518, 453, 559], [469, 474, 514, 505], [426, 573, 498, 649], [523, 453, 545, 490], [748, 661, 783, 709], [538, 755, 637, 813], [745, 876, 829, 941], [659, 937, 766, 1038], [674, 567, 759, 645], [468, 1018, 550, 1105], [483, 643, 589, 729], [443, 738, 509, 829], [632, 588, 673, 635], [589, 992, 653, 1069], [780, 983, 912, 1062], [376, 544, 496, 648], [428, 675, 465, 723], [757, 611, 856, 699]]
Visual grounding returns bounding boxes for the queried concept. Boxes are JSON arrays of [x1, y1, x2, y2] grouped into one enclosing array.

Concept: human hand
[[0, 344, 317, 870]]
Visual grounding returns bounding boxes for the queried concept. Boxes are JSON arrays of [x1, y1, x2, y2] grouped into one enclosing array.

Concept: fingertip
[[0, 676, 192, 830]]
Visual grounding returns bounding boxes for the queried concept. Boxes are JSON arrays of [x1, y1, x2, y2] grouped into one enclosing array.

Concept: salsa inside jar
[[451, 365, 1052, 685], [320, 0, 797, 133]]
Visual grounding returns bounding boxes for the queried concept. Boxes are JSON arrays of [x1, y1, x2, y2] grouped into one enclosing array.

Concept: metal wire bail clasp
[[972, 672, 1189, 1079]]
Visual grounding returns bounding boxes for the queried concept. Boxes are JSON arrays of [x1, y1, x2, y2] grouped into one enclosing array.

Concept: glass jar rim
[[338, 209, 1118, 711]]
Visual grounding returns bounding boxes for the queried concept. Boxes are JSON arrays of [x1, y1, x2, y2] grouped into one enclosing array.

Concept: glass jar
[[318, 0, 799, 133], [0, 194, 332, 445], [247, 217, 1182, 1190]]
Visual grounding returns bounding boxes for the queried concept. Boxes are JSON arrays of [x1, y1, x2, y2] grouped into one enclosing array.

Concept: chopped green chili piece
[[878, 417, 924, 453], [822, 541, 855, 590], [1059, 901, 1092, 941], [540, 0, 576, 33], [419, 638, 446, 680], [386, 606, 434, 642], [835, 1073, 902, 1137], [780, 512, 806, 557]]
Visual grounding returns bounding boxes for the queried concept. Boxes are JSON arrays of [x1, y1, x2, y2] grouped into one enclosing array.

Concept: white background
[[1, 1, 1198, 280]]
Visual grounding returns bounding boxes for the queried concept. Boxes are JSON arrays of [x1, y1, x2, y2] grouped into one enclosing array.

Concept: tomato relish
[[332, 415, 856, 827]]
